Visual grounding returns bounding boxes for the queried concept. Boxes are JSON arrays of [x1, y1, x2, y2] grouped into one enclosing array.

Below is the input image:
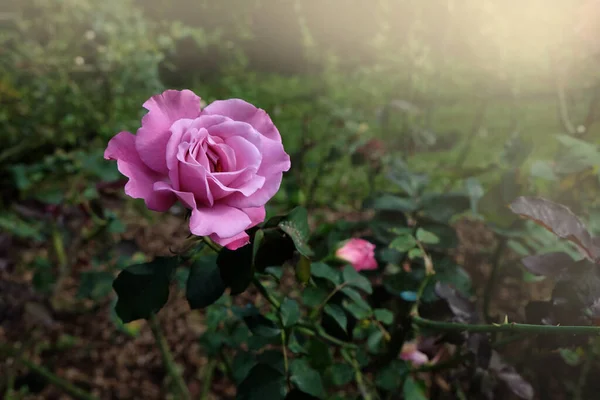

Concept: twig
[[148, 314, 191, 400], [0, 345, 98, 400], [412, 315, 600, 335]]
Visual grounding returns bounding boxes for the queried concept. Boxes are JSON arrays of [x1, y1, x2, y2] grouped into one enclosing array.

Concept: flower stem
[[412, 315, 600, 335], [149, 314, 191, 400]]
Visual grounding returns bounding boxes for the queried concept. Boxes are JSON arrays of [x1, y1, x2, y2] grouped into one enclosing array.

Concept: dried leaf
[[520, 252, 575, 277], [509, 196, 600, 262]]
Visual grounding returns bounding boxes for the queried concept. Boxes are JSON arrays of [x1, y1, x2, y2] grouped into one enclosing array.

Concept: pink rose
[[104, 89, 291, 250], [335, 238, 378, 271]]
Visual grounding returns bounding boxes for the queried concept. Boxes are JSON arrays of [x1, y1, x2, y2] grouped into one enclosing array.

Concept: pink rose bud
[[400, 340, 429, 366], [335, 238, 378, 271], [104, 90, 291, 250]]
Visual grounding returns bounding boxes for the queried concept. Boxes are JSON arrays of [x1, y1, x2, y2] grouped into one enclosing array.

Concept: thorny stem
[[149, 314, 191, 400], [412, 315, 600, 335], [0, 344, 98, 400]]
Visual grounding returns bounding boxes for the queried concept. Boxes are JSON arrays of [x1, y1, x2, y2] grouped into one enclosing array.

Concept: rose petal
[[222, 135, 262, 172], [211, 231, 250, 250], [136, 90, 202, 174], [209, 206, 266, 250], [104, 132, 175, 211], [203, 99, 282, 141], [206, 120, 263, 154], [189, 205, 252, 238]]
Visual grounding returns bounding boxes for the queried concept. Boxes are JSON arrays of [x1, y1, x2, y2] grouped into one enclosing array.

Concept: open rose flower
[[335, 238, 378, 271], [104, 89, 291, 250]]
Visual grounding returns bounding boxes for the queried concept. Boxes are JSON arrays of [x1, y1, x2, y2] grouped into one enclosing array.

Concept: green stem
[[310, 282, 349, 320], [201, 236, 223, 253], [253, 278, 281, 309], [200, 358, 217, 400], [343, 350, 372, 400], [296, 324, 358, 349], [413, 316, 600, 335], [281, 330, 290, 389], [410, 274, 434, 316], [0, 345, 98, 400], [148, 314, 191, 400]]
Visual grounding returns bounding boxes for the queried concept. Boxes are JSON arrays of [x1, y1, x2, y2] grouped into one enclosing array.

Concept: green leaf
[[306, 339, 333, 370], [389, 234, 417, 252], [232, 351, 257, 384], [371, 194, 418, 213], [408, 248, 423, 259], [77, 270, 114, 300], [367, 330, 384, 353], [328, 363, 354, 386], [302, 286, 329, 308], [278, 207, 314, 257], [257, 350, 286, 375], [254, 229, 297, 271], [264, 266, 284, 280], [416, 228, 439, 245], [186, 254, 226, 309], [112, 257, 176, 323], [340, 287, 372, 311], [280, 297, 301, 327], [374, 309, 394, 325], [323, 304, 347, 332], [252, 229, 265, 268], [218, 245, 253, 295], [310, 262, 342, 285], [375, 360, 408, 391], [419, 193, 470, 223], [343, 299, 372, 319], [237, 364, 286, 400], [403, 376, 428, 400], [342, 266, 372, 294], [296, 255, 311, 284], [290, 359, 325, 399], [243, 312, 282, 338]]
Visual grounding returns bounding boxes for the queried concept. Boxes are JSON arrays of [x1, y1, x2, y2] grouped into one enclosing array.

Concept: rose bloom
[[335, 238, 378, 271], [104, 89, 291, 250]]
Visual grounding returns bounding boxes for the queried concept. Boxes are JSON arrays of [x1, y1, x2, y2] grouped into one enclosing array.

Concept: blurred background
[[3, 0, 600, 398]]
